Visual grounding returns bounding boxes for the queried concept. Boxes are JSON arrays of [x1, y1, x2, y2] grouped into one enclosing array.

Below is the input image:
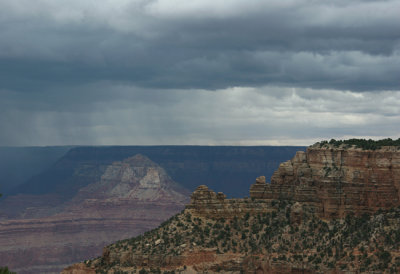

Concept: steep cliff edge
[[250, 144, 400, 218]]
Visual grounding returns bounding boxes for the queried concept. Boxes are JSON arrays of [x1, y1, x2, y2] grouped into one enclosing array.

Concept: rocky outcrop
[[61, 263, 95, 274], [0, 154, 189, 274], [184, 145, 400, 220], [186, 184, 274, 219], [250, 145, 400, 218]]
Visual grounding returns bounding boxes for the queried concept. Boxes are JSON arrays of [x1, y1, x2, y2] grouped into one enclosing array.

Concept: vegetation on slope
[[317, 138, 400, 150], [87, 200, 400, 273], [0, 266, 16, 274]]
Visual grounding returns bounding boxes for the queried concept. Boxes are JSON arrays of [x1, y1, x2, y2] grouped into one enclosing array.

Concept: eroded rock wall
[[250, 145, 400, 218], [186, 184, 274, 219]]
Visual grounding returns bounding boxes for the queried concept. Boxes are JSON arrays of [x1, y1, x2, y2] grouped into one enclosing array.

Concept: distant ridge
[[0, 146, 72, 194], [9, 145, 305, 198]]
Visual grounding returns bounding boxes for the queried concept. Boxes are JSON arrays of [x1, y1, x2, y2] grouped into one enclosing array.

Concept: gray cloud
[[1, 85, 399, 146], [0, 0, 399, 91], [1, 0, 399, 146]]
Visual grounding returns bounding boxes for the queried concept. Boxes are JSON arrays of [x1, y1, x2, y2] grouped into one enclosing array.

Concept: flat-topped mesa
[[250, 145, 400, 219]]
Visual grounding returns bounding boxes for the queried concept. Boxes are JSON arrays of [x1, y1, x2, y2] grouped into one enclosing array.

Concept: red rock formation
[[186, 185, 274, 219], [250, 145, 400, 218]]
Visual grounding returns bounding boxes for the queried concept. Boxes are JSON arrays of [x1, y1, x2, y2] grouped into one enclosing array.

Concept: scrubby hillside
[[318, 138, 400, 150], [68, 198, 400, 273]]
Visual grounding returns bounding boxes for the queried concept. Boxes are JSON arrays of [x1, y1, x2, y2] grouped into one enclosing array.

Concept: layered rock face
[[186, 183, 273, 219], [0, 154, 189, 274], [250, 145, 400, 218]]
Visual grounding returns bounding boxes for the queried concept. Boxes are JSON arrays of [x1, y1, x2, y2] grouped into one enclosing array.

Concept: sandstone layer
[[250, 145, 400, 218], [186, 183, 274, 219]]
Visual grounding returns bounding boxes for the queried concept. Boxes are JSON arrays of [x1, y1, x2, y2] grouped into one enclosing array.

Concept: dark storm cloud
[[1, 0, 400, 146], [0, 0, 399, 91]]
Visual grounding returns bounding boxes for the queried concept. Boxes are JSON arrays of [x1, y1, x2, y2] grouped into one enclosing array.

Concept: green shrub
[[318, 138, 400, 150], [0, 267, 16, 274]]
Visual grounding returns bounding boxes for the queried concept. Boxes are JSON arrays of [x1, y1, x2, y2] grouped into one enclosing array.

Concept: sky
[[0, 0, 399, 146]]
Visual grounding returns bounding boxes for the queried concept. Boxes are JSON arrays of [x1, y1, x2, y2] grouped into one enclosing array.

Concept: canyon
[[7, 146, 303, 199], [0, 154, 190, 273], [0, 146, 302, 273], [64, 143, 400, 273]]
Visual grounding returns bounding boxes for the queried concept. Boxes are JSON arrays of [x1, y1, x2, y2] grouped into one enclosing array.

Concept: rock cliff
[[250, 144, 400, 218], [186, 184, 273, 219]]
